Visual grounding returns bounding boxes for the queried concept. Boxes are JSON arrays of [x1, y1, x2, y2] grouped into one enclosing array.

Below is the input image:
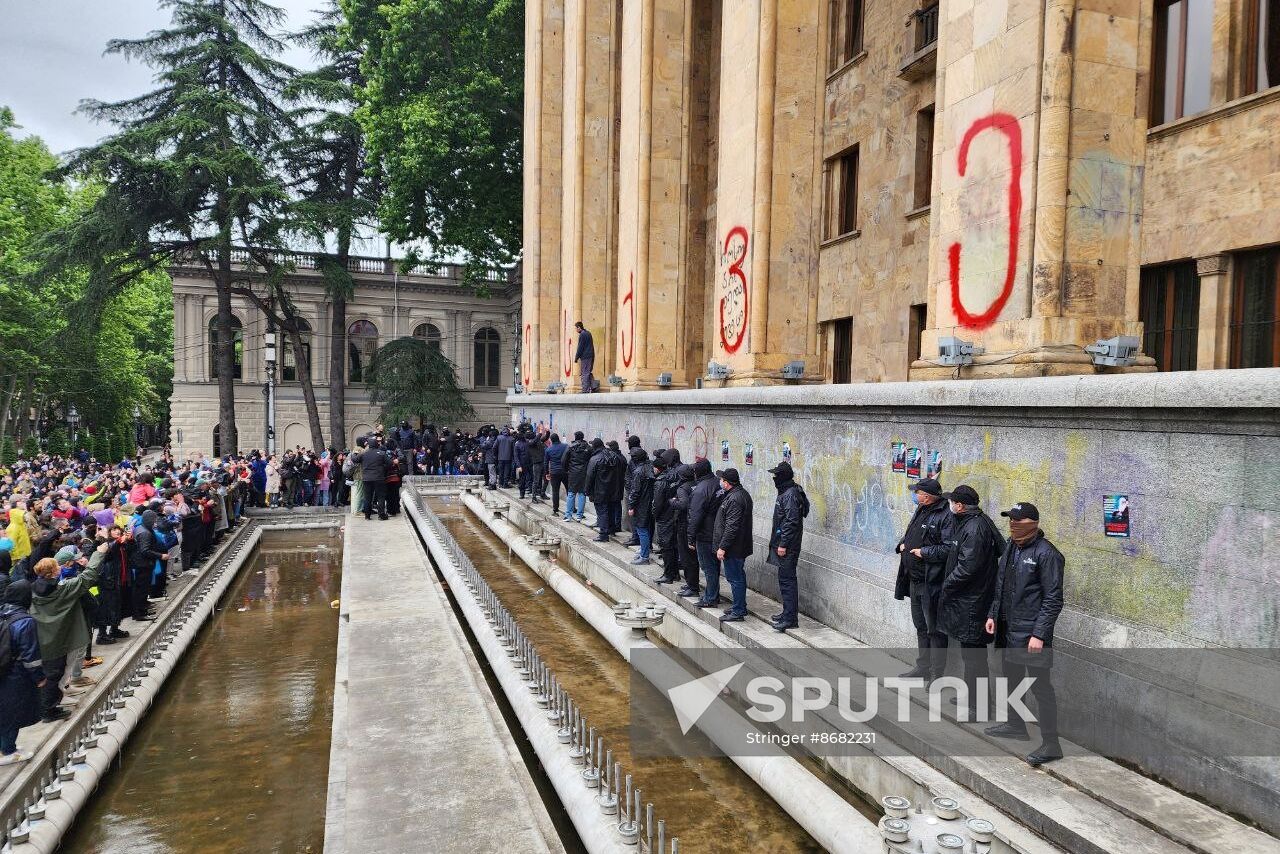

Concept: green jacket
[[32, 551, 103, 660]]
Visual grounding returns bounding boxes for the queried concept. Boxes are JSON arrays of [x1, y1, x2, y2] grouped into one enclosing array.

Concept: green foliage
[[46, 428, 69, 458], [20, 434, 37, 460], [366, 337, 474, 427], [0, 438, 13, 466], [84, 433, 97, 461], [341, 0, 523, 266]]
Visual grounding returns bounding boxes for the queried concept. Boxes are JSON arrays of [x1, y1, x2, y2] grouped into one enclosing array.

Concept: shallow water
[[62, 529, 343, 854], [432, 498, 830, 853]]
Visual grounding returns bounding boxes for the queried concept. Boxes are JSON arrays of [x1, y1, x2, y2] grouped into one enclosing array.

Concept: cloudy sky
[[0, 0, 321, 155]]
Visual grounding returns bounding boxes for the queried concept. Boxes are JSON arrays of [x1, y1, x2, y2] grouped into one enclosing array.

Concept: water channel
[[432, 497, 833, 853], [61, 529, 343, 854]]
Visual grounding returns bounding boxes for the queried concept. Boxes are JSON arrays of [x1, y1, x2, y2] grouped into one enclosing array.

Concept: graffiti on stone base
[[719, 226, 749, 353]]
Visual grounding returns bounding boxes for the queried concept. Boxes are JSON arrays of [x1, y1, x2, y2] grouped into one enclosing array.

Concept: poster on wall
[[891, 442, 907, 473], [721, 440, 730, 462], [782, 442, 792, 464], [745, 443, 755, 466], [905, 448, 922, 478], [926, 451, 942, 480], [1104, 494, 1131, 538]]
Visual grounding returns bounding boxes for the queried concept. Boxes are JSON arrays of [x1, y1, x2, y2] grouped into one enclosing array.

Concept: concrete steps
[[496, 489, 1278, 854]]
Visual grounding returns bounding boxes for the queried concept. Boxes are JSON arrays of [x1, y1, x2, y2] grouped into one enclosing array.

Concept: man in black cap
[[766, 461, 809, 633], [712, 468, 753, 622], [685, 459, 720, 607], [895, 477, 953, 679], [985, 502, 1065, 766], [936, 484, 1004, 720], [650, 451, 681, 583], [621, 435, 644, 545]]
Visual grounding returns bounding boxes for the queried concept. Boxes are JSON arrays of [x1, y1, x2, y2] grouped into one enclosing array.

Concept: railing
[[914, 2, 939, 52], [179, 247, 516, 286]]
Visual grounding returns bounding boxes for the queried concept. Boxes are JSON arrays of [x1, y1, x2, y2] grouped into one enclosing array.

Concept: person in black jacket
[[527, 430, 548, 503], [130, 511, 167, 621], [932, 484, 1004, 719], [96, 525, 132, 643], [712, 468, 753, 622], [766, 462, 809, 633], [604, 441, 627, 539], [621, 435, 643, 544], [545, 434, 567, 513], [496, 428, 516, 488], [564, 432, 592, 522], [573, 322, 596, 393], [984, 502, 1065, 766], [685, 459, 720, 607], [625, 448, 655, 564], [671, 464, 699, 598], [483, 432, 499, 490], [650, 452, 681, 583], [358, 441, 391, 520], [583, 439, 609, 540], [895, 478, 953, 679], [515, 432, 532, 499]]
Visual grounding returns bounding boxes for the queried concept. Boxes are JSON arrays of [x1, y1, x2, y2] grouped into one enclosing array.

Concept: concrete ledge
[[511, 367, 1280, 410]]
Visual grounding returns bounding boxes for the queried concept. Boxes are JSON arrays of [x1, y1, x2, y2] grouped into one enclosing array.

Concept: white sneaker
[[0, 751, 32, 765]]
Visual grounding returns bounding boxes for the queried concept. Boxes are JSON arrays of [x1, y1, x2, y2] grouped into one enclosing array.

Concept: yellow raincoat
[[7, 508, 32, 562]]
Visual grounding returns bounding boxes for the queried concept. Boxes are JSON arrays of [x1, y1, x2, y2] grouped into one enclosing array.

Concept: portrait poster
[[926, 450, 942, 480], [782, 442, 792, 464], [905, 447, 922, 478], [891, 442, 907, 473], [1104, 494, 1131, 538], [721, 440, 730, 462], [745, 444, 754, 466]]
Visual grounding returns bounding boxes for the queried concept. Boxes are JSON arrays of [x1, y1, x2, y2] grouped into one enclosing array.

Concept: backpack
[[0, 611, 25, 681]]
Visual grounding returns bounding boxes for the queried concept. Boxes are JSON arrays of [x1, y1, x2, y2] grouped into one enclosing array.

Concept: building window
[[913, 107, 935, 210], [208, 315, 243, 380], [414, 322, 443, 354], [829, 0, 864, 71], [832, 318, 853, 383], [823, 146, 859, 240], [908, 303, 928, 365], [1151, 0, 1213, 125], [347, 319, 379, 383], [1232, 247, 1280, 368], [1243, 0, 1280, 95], [212, 424, 237, 457], [474, 327, 501, 388], [1140, 263, 1200, 371], [281, 319, 312, 382]]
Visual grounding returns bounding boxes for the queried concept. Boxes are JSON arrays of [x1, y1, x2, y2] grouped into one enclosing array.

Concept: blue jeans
[[0, 724, 17, 755], [637, 525, 652, 560], [696, 542, 720, 603], [722, 556, 747, 615], [564, 492, 585, 520]]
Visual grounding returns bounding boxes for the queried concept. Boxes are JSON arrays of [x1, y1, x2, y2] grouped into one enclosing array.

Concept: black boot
[[984, 722, 1030, 740], [96, 631, 117, 645], [898, 664, 932, 679], [1026, 740, 1063, 766]]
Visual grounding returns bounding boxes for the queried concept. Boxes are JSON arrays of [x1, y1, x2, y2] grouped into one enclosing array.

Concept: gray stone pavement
[[325, 512, 564, 854]]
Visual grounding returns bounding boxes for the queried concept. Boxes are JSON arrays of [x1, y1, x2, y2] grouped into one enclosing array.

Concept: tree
[[282, 1, 382, 449], [20, 435, 37, 460], [49, 0, 296, 455], [46, 428, 69, 458], [341, 0, 522, 269], [365, 337, 473, 427]]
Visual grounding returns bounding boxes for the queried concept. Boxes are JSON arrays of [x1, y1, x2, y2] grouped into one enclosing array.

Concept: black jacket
[[625, 448, 649, 497], [358, 447, 391, 482], [626, 451, 655, 527], [606, 449, 628, 502], [496, 433, 515, 462], [130, 512, 168, 571], [712, 485, 754, 559], [566, 440, 592, 492], [651, 467, 681, 547], [767, 479, 809, 557], [988, 532, 1065, 649], [528, 438, 546, 466], [583, 446, 609, 504], [894, 498, 953, 599], [936, 508, 1005, 644], [686, 470, 720, 545], [574, 328, 595, 362]]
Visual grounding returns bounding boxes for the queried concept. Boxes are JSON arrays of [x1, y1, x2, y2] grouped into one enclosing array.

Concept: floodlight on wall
[[607, 374, 627, 388], [545, 381, 566, 394], [937, 336, 984, 367], [781, 360, 805, 380], [656, 372, 673, 387], [706, 361, 732, 380], [1085, 335, 1141, 367]]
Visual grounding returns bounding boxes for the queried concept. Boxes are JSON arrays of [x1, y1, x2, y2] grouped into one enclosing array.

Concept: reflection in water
[[432, 498, 826, 853], [63, 530, 343, 854]]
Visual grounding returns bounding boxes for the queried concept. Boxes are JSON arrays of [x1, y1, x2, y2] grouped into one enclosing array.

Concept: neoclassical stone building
[[169, 251, 521, 458], [521, 0, 1280, 389]]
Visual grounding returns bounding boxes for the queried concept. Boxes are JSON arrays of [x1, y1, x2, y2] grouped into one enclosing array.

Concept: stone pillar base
[[908, 347, 1156, 381]]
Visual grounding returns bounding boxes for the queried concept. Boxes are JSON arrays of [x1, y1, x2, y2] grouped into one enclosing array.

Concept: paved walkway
[[325, 512, 564, 854]]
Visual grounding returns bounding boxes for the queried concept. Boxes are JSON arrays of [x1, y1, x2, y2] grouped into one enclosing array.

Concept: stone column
[[523, 0, 565, 390], [456, 310, 473, 388], [173, 293, 188, 382], [1195, 253, 1232, 370]]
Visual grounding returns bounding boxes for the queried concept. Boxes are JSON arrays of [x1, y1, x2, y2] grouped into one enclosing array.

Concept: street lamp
[[67, 404, 80, 448], [264, 330, 277, 454], [133, 405, 142, 451]]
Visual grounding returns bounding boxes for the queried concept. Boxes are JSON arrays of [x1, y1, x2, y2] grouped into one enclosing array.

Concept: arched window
[[347, 319, 379, 383], [209, 315, 243, 380], [414, 322, 443, 354], [474, 327, 501, 388], [282, 319, 313, 382], [212, 424, 237, 457]]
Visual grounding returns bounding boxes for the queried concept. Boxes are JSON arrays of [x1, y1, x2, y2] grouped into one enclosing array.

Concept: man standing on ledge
[[573, 321, 596, 393], [713, 468, 753, 623]]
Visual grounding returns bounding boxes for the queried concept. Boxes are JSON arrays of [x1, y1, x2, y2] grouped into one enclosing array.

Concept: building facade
[[169, 251, 521, 459], [521, 0, 1280, 389]]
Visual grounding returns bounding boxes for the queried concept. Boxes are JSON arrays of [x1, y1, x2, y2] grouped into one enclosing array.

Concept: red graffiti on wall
[[522, 323, 531, 382], [948, 113, 1022, 331], [656, 423, 709, 460], [562, 310, 573, 378], [621, 273, 635, 368], [719, 226, 749, 353], [692, 425, 708, 461]]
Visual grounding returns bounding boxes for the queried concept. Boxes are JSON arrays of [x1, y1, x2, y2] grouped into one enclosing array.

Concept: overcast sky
[[0, 0, 320, 155]]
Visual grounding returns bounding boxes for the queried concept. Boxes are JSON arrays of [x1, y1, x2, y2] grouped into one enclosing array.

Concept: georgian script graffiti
[[523, 323, 531, 382], [948, 113, 1023, 331], [719, 226, 749, 353], [562, 309, 573, 379], [621, 272, 635, 368]]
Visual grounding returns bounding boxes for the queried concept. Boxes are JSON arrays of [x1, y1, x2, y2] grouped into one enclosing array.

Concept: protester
[[765, 461, 809, 633], [564, 431, 591, 523], [582, 439, 611, 542], [712, 468, 753, 622], [671, 462, 698, 599], [626, 447, 655, 565], [895, 477, 952, 679], [651, 451, 681, 584], [573, 321, 596, 393], [31, 547, 103, 723], [686, 459, 720, 607], [545, 433, 567, 515], [0, 580, 43, 764]]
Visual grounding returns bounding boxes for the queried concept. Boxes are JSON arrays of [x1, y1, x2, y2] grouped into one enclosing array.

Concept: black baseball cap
[[767, 461, 793, 477], [1001, 502, 1039, 521], [909, 478, 942, 496], [715, 467, 741, 485], [944, 484, 980, 505]]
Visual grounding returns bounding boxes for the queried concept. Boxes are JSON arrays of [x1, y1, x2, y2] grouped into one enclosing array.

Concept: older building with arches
[[169, 250, 520, 458]]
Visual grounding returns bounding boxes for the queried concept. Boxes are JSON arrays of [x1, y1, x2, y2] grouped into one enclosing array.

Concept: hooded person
[[583, 439, 611, 540], [650, 451, 683, 584], [670, 463, 700, 599], [5, 509, 31, 565], [685, 459, 721, 607], [128, 511, 166, 622], [625, 447, 656, 565], [0, 580, 44, 763], [765, 461, 810, 632], [32, 546, 105, 722]]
